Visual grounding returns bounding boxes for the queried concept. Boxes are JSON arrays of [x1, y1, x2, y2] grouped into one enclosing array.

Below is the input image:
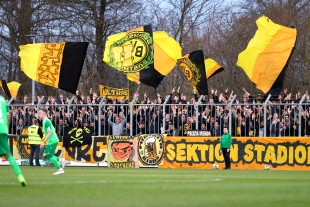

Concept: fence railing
[[7, 95, 310, 137]]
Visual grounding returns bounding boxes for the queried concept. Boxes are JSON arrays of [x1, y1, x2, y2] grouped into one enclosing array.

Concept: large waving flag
[[0, 80, 11, 98], [204, 58, 224, 78], [7, 81, 21, 99], [237, 16, 297, 95], [126, 31, 182, 87], [178, 50, 208, 95], [19, 42, 88, 94], [104, 26, 182, 88]]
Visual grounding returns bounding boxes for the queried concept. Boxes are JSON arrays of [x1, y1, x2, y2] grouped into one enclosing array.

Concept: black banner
[[63, 127, 93, 147]]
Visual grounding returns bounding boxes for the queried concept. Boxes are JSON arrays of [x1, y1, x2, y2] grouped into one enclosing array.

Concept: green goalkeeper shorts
[[0, 134, 10, 156], [43, 143, 58, 158]]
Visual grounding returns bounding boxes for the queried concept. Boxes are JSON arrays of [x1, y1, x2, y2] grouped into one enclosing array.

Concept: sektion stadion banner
[[161, 137, 310, 170], [7, 135, 310, 170]]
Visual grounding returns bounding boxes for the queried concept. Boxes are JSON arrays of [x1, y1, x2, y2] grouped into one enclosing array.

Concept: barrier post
[[130, 95, 138, 136], [263, 94, 272, 137], [229, 95, 237, 134], [162, 95, 171, 134], [36, 96, 45, 112], [298, 94, 306, 137], [98, 96, 106, 135], [195, 95, 204, 130], [67, 96, 75, 120]]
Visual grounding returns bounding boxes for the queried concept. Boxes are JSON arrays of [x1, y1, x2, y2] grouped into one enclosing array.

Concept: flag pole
[[26, 34, 36, 105]]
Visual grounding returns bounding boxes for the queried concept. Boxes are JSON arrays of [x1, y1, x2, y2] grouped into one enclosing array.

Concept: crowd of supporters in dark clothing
[[7, 87, 310, 137]]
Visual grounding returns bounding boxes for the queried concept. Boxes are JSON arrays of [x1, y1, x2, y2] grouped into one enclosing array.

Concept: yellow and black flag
[[7, 81, 21, 99], [178, 50, 208, 95], [125, 31, 182, 87], [19, 42, 88, 94], [237, 16, 297, 95], [204, 58, 224, 79], [104, 26, 182, 88], [0, 80, 11, 98]]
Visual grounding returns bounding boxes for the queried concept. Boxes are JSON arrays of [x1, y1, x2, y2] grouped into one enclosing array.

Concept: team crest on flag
[[104, 28, 182, 88], [178, 50, 208, 95], [178, 57, 201, 90], [107, 32, 154, 73]]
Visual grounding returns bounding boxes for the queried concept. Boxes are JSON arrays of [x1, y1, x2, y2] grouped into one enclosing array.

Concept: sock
[[7, 155, 22, 176], [49, 156, 60, 169]]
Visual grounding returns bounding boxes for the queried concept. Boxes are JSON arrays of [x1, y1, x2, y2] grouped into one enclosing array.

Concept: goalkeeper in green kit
[[0, 95, 26, 186], [39, 107, 64, 175]]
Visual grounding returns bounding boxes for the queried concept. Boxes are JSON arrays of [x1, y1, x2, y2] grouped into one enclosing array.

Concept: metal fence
[[7, 94, 310, 137]]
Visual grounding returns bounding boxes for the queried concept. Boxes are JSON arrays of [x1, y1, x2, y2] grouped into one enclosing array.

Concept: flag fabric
[[99, 85, 129, 100], [0, 80, 11, 98], [7, 81, 21, 99], [178, 50, 208, 95], [104, 26, 182, 88], [237, 16, 297, 95], [63, 126, 93, 148], [19, 42, 88, 94], [204, 58, 224, 78], [104, 25, 154, 73], [126, 31, 182, 87]]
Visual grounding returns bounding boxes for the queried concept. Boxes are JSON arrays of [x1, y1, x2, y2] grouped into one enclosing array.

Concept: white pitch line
[[0, 179, 223, 186]]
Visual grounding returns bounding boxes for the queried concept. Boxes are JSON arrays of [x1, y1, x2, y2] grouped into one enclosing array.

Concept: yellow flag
[[19, 42, 88, 93], [7, 81, 21, 99], [104, 27, 182, 88], [204, 58, 223, 78], [237, 16, 296, 94]]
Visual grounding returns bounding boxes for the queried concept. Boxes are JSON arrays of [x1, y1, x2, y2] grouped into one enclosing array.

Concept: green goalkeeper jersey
[[0, 96, 9, 134], [43, 117, 59, 144]]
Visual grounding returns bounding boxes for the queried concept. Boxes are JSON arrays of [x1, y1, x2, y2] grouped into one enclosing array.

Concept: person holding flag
[[39, 107, 64, 175], [0, 93, 26, 186]]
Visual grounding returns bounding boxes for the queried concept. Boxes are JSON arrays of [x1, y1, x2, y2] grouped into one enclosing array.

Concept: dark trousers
[[222, 148, 231, 169], [29, 144, 41, 166]]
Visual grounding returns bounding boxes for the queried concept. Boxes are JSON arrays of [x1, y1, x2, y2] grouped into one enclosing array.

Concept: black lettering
[[93, 137, 107, 162], [135, 46, 143, 57]]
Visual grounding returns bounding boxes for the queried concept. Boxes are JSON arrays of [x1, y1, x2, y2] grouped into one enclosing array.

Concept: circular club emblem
[[108, 31, 154, 73], [138, 134, 164, 166], [178, 58, 200, 87]]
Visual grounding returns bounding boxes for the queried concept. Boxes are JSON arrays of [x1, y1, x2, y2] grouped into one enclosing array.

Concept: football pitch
[[0, 167, 309, 207]]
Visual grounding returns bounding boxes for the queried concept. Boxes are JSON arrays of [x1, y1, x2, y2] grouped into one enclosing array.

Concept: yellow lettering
[[166, 144, 175, 161], [295, 145, 306, 164], [264, 145, 276, 163], [308, 147, 310, 165], [176, 143, 186, 162], [197, 145, 208, 162], [289, 146, 294, 164], [231, 144, 238, 162], [215, 144, 224, 162], [277, 145, 287, 164], [187, 144, 199, 162], [209, 144, 214, 162], [244, 144, 254, 162], [254, 144, 265, 162]]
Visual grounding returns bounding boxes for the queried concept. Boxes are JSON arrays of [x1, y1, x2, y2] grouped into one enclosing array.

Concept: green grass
[[0, 167, 310, 207]]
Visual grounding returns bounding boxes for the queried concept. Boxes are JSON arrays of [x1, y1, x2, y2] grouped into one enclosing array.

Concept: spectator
[[16, 119, 25, 135], [108, 110, 126, 136]]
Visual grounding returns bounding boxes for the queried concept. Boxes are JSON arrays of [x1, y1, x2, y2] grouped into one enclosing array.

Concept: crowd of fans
[[7, 87, 310, 137]]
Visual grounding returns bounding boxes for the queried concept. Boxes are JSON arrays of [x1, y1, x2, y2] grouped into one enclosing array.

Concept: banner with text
[[8, 135, 107, 165], [162, 137, 310, 170], [99, 85, 129, 100]]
